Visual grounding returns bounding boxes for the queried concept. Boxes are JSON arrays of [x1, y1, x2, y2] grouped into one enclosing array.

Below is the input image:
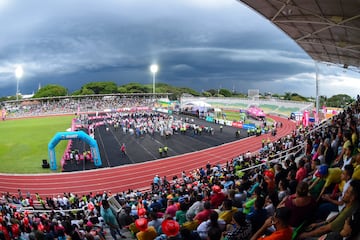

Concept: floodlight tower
[[150, 64, 159, 96], [15, 65, 23, 101]]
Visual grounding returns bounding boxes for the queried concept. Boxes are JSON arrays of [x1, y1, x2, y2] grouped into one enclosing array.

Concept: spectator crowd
[[2, 96, 155, 119]]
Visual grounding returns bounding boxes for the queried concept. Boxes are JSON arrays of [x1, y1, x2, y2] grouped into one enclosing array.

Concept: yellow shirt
[[324, 168, 342, 188], [338, 180, 345, 192], [352, 165, 360, 180], [219, 207, 238, 224], [351, 132, 358, 148], [343, 139, 352, 149], [182, 220, 200, 231], [136, 226, 157, 240]]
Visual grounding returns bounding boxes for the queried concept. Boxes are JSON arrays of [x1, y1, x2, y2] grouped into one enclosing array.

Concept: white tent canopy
[[183, 100, 211, 108]]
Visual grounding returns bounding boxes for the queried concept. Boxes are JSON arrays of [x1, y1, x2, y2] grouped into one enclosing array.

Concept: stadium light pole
[[150, 64, 158, 97], [315, 61, 320, 123], [15, 65, 23, 101]]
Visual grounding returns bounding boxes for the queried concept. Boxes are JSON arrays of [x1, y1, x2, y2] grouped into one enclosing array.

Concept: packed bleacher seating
[[1, 95, 360, 239], [2, 95, 157, 119]]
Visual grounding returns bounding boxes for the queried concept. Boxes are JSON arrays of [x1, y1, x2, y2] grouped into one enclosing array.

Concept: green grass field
[[0, 112, 271, 174], [0, 115, 74, 173], [222, 110, 241, 121], [221, 110, 274, 124]]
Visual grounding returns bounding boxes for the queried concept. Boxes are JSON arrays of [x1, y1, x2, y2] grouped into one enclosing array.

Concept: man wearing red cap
[[159, 219, 180, 239], [210, 185, 226, 208]]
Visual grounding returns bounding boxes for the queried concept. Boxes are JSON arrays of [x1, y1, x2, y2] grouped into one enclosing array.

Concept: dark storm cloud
[[0, 0, 357, 98]]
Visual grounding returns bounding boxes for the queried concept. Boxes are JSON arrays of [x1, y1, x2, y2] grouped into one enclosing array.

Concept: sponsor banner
[[206, 116, 214, 122], [117, 108, 131, 112], [103, 108, 116, 112], [242, 123, 256, 130], [232, 121, 243, 128], [116, 107, 150, 112], [215, 118, 233, 126], [155, 108, 168, 114], [225, 120, 233, 126], [217, 119, 225, 125], [135, 107, 150, 111]]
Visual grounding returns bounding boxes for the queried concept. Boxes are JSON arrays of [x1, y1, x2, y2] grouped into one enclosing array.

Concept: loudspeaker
[[42, 159, 50, 168]]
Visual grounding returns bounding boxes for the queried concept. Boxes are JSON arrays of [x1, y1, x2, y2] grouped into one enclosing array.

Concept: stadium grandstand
[[1, 0, 360, 239]]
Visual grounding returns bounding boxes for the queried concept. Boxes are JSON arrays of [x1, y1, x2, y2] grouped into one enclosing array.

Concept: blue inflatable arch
[[48, 131, 102, 170]]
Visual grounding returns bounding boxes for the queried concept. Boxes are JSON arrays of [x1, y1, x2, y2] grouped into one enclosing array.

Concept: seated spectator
[[309, 170, 326, 200], [179, 228, 201, 240], [196, 211, 225, 240], [207, 227, 223, 240], [155, 219, 181, 240], [243, 186, 264, 215], [264, 192, 280, 218], [323, 138, 335, 166], [186, 195, 204, 221], [181, 218, 200, 232], [264, 170, 275, 195], [118, 205, 134, 227], [210, 185, 226, 209], [298, 180, 360, 239], [247, 175, 265, 198], [341, 145, 353, 170], [312, 165, 342, 201], [194, 201, 213, 223], [165, 199, 177, 218], [175, 202, 187, 226], [274, 163, 287, 187], [277, 179, 288, 202], [135, 218, 157, 240], [150, 198, 163, 212], [84, 225, 95, 240], [278, 181, 316, 227], [227, 189, 243, 208], [319, 208, 360, 240], [224, 211, 252, 240], [334, 130, 352, 167], [287, 170, 298, 195], [352, 153, 360, 180], [316, 164, 354, 221], [148, 211, 163, 233], [296, 159, 307, 183], [305, 158, 320, 182], [218, 199, 238, 225], [246, 196, 268, 234], [250, 207, 293, 240], [340, 208, 360, 240]]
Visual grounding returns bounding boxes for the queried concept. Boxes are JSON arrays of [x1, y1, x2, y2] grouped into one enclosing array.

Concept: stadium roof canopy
[[238, 0, 360, 71]]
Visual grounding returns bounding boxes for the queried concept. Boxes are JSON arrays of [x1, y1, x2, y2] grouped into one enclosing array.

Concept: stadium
[[1, 1, 360, 240]]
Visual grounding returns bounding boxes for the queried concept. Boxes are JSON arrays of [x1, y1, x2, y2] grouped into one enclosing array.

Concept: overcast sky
[[0, 0, 359, 98]]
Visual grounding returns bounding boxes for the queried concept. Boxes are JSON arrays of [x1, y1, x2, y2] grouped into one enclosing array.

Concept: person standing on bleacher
[[100, 199, 126, 239]]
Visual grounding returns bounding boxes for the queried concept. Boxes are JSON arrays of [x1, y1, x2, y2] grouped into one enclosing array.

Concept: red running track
[[0, 115, 296, 198]]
